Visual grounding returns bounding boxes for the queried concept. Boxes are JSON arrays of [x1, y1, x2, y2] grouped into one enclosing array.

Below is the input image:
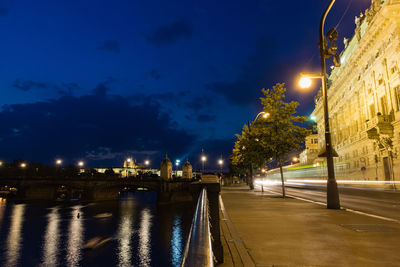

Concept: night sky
[[0, 0, 370, 169]]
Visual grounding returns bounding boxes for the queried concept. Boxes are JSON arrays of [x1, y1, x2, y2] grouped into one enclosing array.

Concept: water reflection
[[118, 196, 134, 267], [5, 204, 26, 267], [66, 206, 84, 267], [171, 216, 183, 266], [139, 208, 152, 267], [41, 208, 60, 267], [0, 198, 6, 231]]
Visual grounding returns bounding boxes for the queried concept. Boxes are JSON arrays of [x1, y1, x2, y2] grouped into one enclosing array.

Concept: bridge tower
[[182, 160, 192, 180], [160, 156, 172, 180]]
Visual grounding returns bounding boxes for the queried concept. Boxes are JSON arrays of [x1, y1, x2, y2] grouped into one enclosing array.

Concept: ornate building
[[311, 0, 400, 181], [160, 156, 172, 180], [299, 134, 319, 165], [182, 160, 193, 180]]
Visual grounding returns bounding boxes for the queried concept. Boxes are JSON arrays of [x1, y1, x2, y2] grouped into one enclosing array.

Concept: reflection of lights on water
[[171, 216, 182, 266], [139, 208, 152, 267], [118, 198, 134, 267], [6, 204, 25, 267], [41, 208, 60, 266], [66, 206, 84, 267], [0, 197, 7, 231]]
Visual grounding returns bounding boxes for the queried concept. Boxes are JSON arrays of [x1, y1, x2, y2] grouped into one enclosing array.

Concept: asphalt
[[219, 184, 400, 267]]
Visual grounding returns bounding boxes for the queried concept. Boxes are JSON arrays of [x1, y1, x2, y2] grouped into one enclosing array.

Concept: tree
[[230, 123, 272, 189], [255, 83, 309, 197]]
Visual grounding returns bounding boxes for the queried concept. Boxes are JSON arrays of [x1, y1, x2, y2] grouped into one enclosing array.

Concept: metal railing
[[181, 187, 214, 267]]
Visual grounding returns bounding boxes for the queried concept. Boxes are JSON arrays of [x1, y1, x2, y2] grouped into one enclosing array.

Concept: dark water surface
[[0, 192, 193, 267]]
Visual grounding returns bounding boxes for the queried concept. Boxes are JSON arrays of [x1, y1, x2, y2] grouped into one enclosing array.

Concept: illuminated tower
[[182, 160, 192, 180], [160, 155, 172, 180]]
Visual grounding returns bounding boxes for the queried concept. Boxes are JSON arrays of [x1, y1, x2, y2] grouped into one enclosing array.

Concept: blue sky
[[0, 0, 370, 169]]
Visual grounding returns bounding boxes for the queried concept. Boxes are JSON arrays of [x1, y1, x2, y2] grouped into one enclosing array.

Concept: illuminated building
[[311, 0, 400, 181]]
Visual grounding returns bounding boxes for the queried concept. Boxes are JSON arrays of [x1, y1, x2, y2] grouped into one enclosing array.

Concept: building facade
[[299, 134, 319, 164], [160, 156, 173, 180], [311, 0, 400, 181]]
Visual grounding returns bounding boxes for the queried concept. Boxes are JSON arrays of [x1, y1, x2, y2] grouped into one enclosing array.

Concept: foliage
[[230, 83, 309, 192]]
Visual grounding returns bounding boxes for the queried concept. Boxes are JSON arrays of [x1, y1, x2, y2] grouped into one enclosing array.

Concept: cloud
[[196, 114, 216, 122], [146, 20, 192, 46], [183, 95, 214, 113], [13, 79, 57, 91], [97, 40, 120, 53], [148, 69, 161, 80], [13, 79, 85, 96], [0, 90, 195, 166], [205, 36, 276, 106]]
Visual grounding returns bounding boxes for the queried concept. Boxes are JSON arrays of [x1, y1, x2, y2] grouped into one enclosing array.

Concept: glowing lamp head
[[20, 163, 27, 168], [292, 157, 298, 162], [78, 161, 84, 167], [56, 159, 62, 165], [126, 158, 132, 163], [262, 112, 270, 118], [218, 159, 223, 165], [144, 160, 150, 166], [0, 161, 3, 166], [299, 77, 312, 89], [310, 115, 317, 121], [201, 156, 207, 162]]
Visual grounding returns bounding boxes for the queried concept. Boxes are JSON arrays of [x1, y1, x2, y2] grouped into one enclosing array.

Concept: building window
[[395, 86, 400, 111], [370, 104, 376, 118]]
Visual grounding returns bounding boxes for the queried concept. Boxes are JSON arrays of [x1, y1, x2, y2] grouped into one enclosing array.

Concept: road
[[259, 182, 400, 222]]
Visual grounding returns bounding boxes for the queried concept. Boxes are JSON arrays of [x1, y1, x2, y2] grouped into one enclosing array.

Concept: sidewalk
[[219, 185, 400, 267]]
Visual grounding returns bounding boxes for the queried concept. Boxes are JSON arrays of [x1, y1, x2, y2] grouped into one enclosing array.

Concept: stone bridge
[[0, 177, 193, 201]]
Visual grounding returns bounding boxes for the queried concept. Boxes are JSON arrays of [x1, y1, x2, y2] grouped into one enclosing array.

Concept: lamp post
[[251, 111, 270, 128], [298, 0, 340, 209], [201, 155, 206, 173]]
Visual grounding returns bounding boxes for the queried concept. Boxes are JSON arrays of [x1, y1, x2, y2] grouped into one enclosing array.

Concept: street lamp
[[144, 160, 150, 166], [218, 158, 223, 174], [78, 161, 84, 167], [252, 111, 270, 127], [20, 162, 27, 168], [0, 161, 3, 166], [201, 155, 207, 173], [297, 0, 340, 209], [56, 159, 63, 166]]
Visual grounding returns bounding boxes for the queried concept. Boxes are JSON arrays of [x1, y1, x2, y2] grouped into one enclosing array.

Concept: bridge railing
[[180, 187, 214, 267]]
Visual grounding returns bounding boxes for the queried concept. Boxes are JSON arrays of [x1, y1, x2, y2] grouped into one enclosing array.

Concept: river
[[0, 192, 193, 266]]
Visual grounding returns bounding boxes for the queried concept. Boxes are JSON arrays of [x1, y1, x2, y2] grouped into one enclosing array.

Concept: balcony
[[365, 114, 393, 139]]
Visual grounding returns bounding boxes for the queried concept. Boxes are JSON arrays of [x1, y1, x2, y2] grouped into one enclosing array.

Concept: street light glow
[[126, 158, 132, 162], [201, 156, 207, 162], [299, 77, 312, 88], [78, 161, 84, 167], [145, 160, 150, 166], [262, 112, 270, 118], [0, 161, 2, 166], [292, 157, 299, 162], [218, 159, 223, 165], [56, 159, 62, 165], [310, 115, 317, 121], [20, 163, 27, 168]]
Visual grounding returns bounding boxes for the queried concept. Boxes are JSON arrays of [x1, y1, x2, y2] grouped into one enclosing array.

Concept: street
[[256, 181, 400, 222]]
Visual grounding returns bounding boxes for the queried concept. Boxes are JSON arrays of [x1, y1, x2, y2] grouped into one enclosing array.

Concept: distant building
[[123, 158, 136, 168], [182, 160, 193, 179], [299, 134, 319, 164], [311, 0, 400, 180], [160, 156, 172, 180]]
